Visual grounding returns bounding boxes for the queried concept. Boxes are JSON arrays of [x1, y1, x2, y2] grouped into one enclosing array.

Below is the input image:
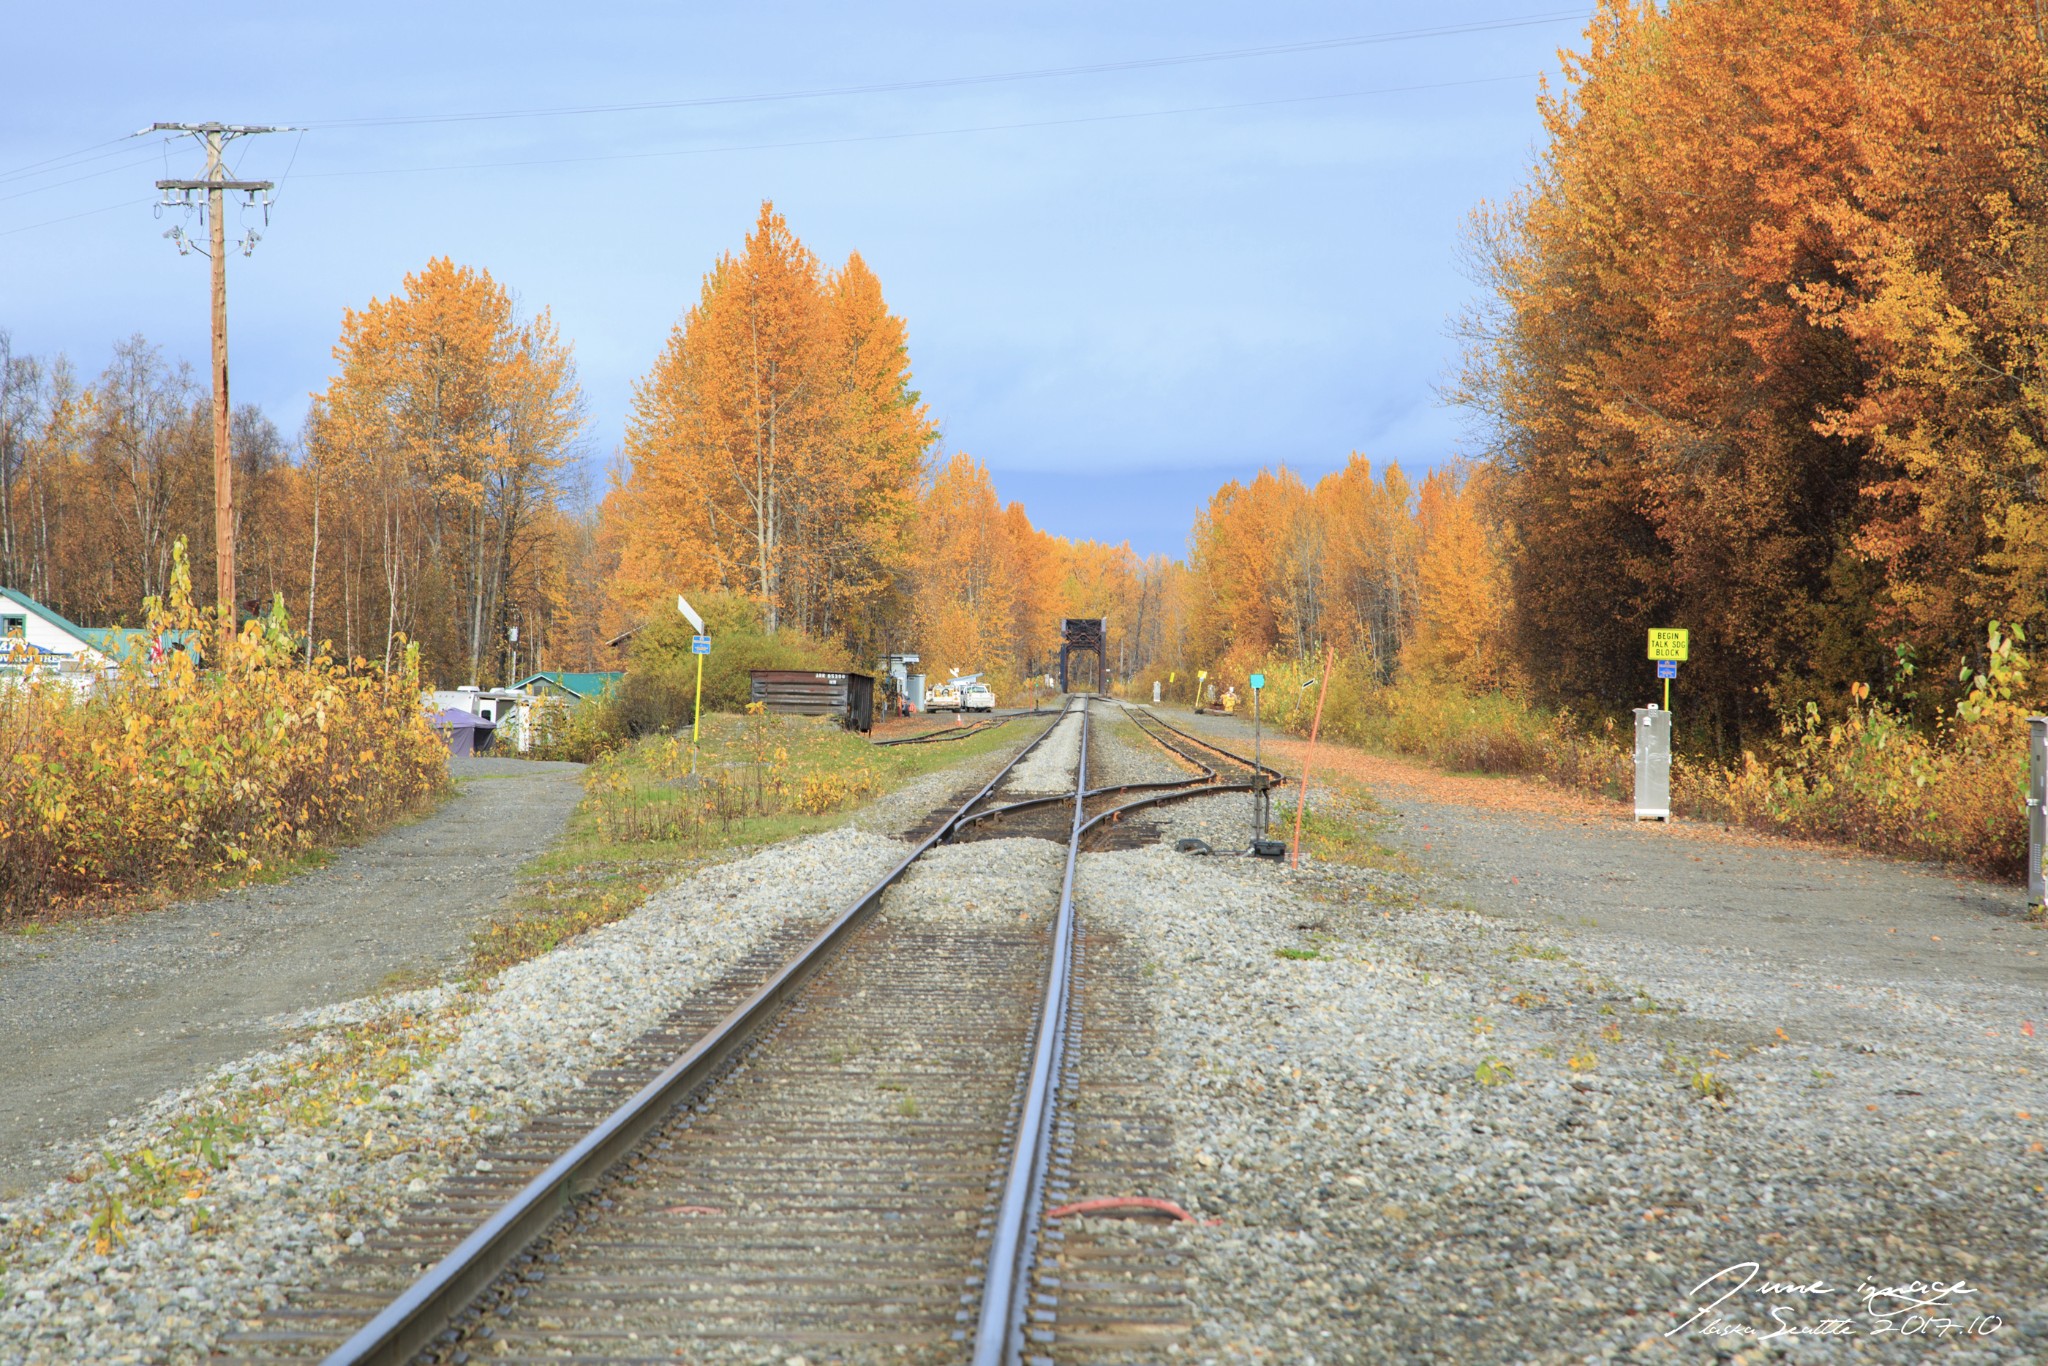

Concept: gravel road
[[0, 757, 584, 1197]]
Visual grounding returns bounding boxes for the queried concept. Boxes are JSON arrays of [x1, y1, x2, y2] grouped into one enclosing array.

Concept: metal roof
[[514, 670, 624, 699], [0, 587, 100, 648]]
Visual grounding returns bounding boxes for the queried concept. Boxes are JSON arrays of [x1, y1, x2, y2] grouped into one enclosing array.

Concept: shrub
[[613, 591, 848, 736], [524, 692, 628, 763], [0, 543, 446, 920], [1679, 690, 2025, 878], [577, 707, 879, 842]]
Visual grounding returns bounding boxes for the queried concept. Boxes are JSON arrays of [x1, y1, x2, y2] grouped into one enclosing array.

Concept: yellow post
[[690, 651, 705, 774], [1663, 676, 1670, 712]]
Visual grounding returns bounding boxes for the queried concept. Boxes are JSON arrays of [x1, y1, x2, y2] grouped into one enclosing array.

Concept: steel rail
[[1080, 778, 1258, 841], [969, 695, 1262, 1362], [318, 698, 1080, 1366], [948, 701, 1245, 834], [869, 715, 1013, 746], [1121, 701, 1286, 782], [949, 774, 1211, 833], [971, 697, 1092, 1365]]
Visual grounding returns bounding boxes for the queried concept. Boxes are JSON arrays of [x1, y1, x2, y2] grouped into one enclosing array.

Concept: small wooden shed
[[748, 669, 875, 733]]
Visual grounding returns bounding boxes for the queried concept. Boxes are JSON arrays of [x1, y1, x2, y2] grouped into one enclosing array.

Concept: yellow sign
[[1197, 669, 1208, 681], [1647, 628, 1690, 662]]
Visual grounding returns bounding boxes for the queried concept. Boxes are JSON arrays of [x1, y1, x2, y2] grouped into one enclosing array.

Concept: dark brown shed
[[748, 669, 875, 733]]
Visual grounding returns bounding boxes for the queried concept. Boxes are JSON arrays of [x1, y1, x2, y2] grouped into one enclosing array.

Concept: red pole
[[1290, 643, 1337, 868]]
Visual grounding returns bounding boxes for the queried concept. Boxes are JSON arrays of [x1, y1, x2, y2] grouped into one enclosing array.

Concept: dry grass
[[469, 708, 1025, 978], [1243, 656, 2027, 879]]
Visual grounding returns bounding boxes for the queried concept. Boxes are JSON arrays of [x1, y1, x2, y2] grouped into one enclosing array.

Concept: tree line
[[3, 204, 1181, 695], [1453, 0, 2048, 747], [596, 202, 1181, 695], [0, 263, 596, 685]]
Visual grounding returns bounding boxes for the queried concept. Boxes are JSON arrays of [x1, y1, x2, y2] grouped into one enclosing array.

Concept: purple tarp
[[426, 706, 496, 757]]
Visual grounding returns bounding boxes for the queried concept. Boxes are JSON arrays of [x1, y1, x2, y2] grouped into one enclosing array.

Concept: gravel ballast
[[1005, 706, 1084, 794], [0, 827, 908, 1365], [1077, 786, 2046, 1363]]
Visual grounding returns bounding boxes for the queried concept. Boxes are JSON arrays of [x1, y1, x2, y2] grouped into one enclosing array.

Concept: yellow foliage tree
[[606, 203, 933, 653], [1402, 465, 1512, 688], [308, 258, 584, 681]]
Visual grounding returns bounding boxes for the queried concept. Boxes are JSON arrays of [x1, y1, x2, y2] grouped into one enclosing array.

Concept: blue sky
[[1, 3, 1579, 559]]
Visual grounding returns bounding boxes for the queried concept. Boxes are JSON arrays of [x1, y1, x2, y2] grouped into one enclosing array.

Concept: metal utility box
[[748, 669, 876, 733], [2028, 717, 2047, 905], [1633, 706, 1671, 821]]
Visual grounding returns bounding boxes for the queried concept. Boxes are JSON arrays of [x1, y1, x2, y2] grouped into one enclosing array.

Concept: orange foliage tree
[[307, 258, 586, 681], [604, 203, 934, 656], [895, 453, 1179, 695], [1457, 0, 2048, 742], [0, 331, 302, 626], [1184, 456, 1484, 690]]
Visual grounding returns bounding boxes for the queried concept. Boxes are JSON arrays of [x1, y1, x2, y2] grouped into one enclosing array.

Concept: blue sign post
[[691, 635, 712, 655], [1656, 657, 1677, 712]]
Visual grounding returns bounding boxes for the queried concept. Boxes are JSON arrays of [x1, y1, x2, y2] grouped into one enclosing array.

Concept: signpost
[[679, 597, 707, 771], [1647, 627, 1689, 712], [1249, 672, 1266, 842]]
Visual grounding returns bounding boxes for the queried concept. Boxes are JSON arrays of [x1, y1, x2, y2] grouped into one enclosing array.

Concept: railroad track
[[869, 715, 1012, 747], [231, 696, 1281, 1366]]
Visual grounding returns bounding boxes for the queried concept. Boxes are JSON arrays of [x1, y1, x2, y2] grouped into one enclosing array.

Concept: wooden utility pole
[[152, 121, 292, 626]]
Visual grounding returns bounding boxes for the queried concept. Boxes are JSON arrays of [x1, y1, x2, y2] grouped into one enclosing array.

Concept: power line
[[0, 69, 1541, 235], [0, 11, 1579, 197], [295, 71, 1542, 181], [0, 134, 141, 185], [0, 196, 151, 239], [289, 11, 1585, 130], [0, 146, 173, 204]]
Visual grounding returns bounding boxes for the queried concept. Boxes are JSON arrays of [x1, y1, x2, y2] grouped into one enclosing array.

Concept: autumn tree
[[1187, 468, 1309, 673], [1401, 465, 1512, 687], [1457, 0, 2048, 741], [1182, 457, 1436, 685], [606, 203, 933, 655], [906, 453, 1022, 688], [308, 258, 585, 679]]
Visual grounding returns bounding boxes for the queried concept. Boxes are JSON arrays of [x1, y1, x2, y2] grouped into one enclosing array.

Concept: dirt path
[[0, 758, 584, 1197]]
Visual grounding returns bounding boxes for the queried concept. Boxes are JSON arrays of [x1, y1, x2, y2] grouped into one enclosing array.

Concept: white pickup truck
[[961, 683, 996, 713]]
